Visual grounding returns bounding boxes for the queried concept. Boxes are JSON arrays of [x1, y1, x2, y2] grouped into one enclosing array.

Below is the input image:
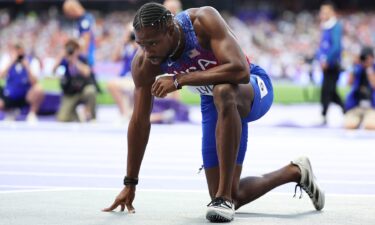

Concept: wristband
[[124, 176, 138, 186], [173, 75, 182, 89]]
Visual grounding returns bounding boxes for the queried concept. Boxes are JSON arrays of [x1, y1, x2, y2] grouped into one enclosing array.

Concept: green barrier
[[36, 79, 350, 105]]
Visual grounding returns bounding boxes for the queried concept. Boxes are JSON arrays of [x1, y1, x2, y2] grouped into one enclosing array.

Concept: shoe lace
[[293, 184, 303, 199], [293, 183, 313, 199], [207, 197, 232, 208], [197, 165, 204, 174]]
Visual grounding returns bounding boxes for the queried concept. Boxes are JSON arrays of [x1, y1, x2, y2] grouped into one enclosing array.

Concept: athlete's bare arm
[[126, 51, 160, 178], [178, 7, 249, 85], [152, 7, 249, 97], [103, 50, 161, 212]]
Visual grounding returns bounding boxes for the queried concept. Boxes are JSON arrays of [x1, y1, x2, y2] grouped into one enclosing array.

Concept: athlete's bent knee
[[213, 84, 236, 111]]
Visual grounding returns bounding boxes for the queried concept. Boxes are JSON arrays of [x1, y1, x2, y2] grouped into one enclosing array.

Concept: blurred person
[[107, 30, 138, 121], [54, 39, 97, 122], [317, 1, 345, 124], [344, 46, 375, 130], [63, 0, 95, 67], [103, 3, 324, 223], [0, 43, 44, 122], [108, 30, 184, 124], [163, 0, 182, 15], [63, 0, 101, 93]]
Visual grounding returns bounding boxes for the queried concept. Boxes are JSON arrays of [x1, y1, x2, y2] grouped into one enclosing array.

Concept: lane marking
[[1, 187, 375, 199], [1, 172, 375, 185], [2, 161, 375, 175]]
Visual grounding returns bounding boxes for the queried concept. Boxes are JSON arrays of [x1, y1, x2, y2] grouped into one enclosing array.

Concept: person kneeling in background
[[0, 43, 44, 123], [54, 39, 97, 122], [344, 46, 375, 130]]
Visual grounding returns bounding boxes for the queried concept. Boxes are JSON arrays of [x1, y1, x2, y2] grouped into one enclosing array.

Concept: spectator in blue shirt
[[63, 0, 101, 93], [344, 47, 375, 130], [54, 39, 97, 122], [0, 43, 44, 122], [317, 1, 345, 124], [63, 0, 95, 66]]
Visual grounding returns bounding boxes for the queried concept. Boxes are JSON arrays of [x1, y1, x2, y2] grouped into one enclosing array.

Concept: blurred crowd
[[0, 8, 135, 74], [0, 2, 374, 129], [0, 8, 374, 81], [228, 11, 375, 82]]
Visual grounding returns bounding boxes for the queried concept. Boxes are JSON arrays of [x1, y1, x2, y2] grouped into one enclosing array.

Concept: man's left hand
[[151, 74, 177, 98]]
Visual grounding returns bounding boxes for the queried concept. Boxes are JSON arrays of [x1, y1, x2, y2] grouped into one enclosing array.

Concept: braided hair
[[133, 2, 173, 31]]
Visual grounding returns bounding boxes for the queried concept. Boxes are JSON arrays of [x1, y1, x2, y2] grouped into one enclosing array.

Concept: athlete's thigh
[[212, 83, 254, 119]]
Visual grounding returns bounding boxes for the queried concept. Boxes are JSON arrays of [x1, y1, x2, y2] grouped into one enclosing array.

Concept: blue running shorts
[[201, 64, 273, 168]]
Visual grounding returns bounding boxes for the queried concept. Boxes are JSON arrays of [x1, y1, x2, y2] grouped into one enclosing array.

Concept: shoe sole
[[303, 158, 325, 211], [315, 189, 325, 211], [206, 209, 233, 223]]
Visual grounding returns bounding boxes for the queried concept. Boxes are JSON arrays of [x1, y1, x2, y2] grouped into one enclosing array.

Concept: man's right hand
[[102, 186, 136, 213]]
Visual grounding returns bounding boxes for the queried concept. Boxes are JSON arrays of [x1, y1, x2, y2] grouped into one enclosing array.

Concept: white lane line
[[2, 161, 375, 175], [1, 187, 375, 199], [1, 172, 375, 185], [0, 185, 72, 189], [0, 161, 190, 168], [0, 186, 207, 194], [0, 154, 201, 164], [1, 156, 375, 170], [0, 171, 205, 180]]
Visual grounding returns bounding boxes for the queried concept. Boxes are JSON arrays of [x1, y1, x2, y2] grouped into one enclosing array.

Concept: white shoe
[[26, 112, 38, 124], [161, 109, 175, 124], [112, 115, 129, 127], [291, 156, 325, 210], [4, 109, 20, 121], [206, 197, 235, 222]]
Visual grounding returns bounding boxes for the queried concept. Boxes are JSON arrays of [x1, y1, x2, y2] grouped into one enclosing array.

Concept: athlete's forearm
[[126, 118, 151, 178], [176, 62, 249, 87]]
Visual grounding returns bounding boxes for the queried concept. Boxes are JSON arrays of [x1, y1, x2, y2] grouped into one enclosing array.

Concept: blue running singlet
[[160, 11, 274, 168]]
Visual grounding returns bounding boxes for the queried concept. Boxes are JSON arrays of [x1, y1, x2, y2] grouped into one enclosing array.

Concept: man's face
[[135, 25, 174, 65], [14, 45, 24, 56], [319, 5, 334, 23]]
